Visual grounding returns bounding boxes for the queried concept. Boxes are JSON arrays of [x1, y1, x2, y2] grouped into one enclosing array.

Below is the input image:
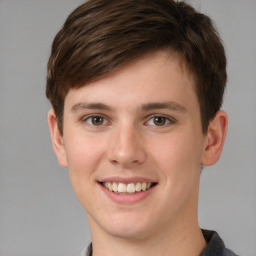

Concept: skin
[[48, 51, 228, 256]]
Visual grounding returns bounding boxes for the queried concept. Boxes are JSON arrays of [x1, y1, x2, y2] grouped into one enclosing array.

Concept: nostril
[[110, 158, 140, 166], [110, 159, 119, 165]]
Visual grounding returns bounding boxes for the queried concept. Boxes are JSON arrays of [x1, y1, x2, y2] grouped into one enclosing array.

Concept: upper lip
[[98, 176, 158, 184]]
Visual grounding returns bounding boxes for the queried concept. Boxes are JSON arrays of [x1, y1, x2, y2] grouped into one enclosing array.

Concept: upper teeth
[[103, 182, 152, 194]]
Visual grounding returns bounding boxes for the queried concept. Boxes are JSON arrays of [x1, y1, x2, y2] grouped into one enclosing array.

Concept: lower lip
[[99, 183, 156, 204]]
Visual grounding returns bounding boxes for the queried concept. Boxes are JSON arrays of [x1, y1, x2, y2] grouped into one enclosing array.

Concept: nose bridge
[[108, 121, 146, 167]]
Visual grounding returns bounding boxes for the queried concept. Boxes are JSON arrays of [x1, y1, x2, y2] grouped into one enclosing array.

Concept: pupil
[[92, 116, 103, 125], [154, 117, 166, 126]]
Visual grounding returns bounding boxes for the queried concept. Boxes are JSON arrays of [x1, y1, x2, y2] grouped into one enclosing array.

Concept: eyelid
[[145, 114, 177, 126], [81, 114, 111, 126], [80, 113, 176, 127]]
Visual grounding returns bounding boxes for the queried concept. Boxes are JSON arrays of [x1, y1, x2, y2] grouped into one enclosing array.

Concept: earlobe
[[48, 109, 68, 167], [201, 110, 228, 166]]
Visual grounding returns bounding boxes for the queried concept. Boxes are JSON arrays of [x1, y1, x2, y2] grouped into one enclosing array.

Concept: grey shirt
[[200, 230, 238, 256], [81, 230, 239, 256]]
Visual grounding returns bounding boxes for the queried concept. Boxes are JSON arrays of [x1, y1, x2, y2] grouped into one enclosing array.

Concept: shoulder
[[80, 243, 92, 256], [200, 229, 239, 256]]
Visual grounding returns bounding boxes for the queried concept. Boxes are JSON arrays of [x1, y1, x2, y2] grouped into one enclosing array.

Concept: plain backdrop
[[0, 0, 255, 255]]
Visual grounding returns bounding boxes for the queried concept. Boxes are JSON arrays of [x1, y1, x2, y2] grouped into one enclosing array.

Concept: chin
[[94, 211, 157, 241], [106, 224, 152, 241]]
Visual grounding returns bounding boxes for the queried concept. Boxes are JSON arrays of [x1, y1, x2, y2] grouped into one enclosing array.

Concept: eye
[[146, 115, 174, 127], [85, 115, 108, 126]]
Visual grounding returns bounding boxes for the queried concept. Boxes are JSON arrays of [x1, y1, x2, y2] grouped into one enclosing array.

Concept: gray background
[[0, 0, 255, 255]]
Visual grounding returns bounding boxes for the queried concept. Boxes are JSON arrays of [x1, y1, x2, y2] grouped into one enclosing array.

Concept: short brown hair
[[46, 0, 227, 135]]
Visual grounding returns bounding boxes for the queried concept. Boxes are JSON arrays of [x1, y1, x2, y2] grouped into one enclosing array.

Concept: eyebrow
[[70, 103, 112, 112], [70, 101, 187, 113], [141, 101, 187, 112]]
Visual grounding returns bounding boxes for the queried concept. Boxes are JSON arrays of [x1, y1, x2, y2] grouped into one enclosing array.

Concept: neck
[[89, 214, 206, 256]]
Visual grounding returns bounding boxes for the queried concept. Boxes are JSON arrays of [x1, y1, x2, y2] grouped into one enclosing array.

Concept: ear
[[48, 109, 68, 167], [201, 110, 228, 166]]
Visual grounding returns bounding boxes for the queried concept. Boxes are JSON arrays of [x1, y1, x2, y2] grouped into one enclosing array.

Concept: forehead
[[64, 50, 198, 110]]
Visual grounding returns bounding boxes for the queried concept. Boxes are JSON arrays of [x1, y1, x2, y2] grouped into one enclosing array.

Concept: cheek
[[64, 137, 105, 209], [151, 133, 200, 163], [64, 135, 106, 184], [154, 136, 202, 207], [150, 132, 202, 182]]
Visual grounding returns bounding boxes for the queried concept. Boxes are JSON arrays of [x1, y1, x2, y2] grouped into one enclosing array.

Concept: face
[[49, 51, 223, 241]]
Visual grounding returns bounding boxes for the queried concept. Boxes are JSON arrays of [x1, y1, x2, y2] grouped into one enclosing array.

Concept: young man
[[46, 0, 237, 255]]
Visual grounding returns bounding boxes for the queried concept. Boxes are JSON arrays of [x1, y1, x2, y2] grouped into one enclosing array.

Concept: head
[[46, 0, 227, 136], [46, 0, 228, 243]]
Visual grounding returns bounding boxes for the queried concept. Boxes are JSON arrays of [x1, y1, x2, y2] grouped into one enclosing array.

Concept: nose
[[107, 124, 146, 168]]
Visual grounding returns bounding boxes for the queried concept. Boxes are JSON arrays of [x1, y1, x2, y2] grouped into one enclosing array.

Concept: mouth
[[100, 182, 156, 194]]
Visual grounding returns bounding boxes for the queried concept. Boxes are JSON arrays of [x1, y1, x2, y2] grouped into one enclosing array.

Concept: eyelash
[[145, 115, 176, 127], [82, 114, 110, 126], [82, 114, 176, 127]]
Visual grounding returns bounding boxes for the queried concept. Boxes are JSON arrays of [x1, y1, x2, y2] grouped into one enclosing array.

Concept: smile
[[102, 182, 154, 194]]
